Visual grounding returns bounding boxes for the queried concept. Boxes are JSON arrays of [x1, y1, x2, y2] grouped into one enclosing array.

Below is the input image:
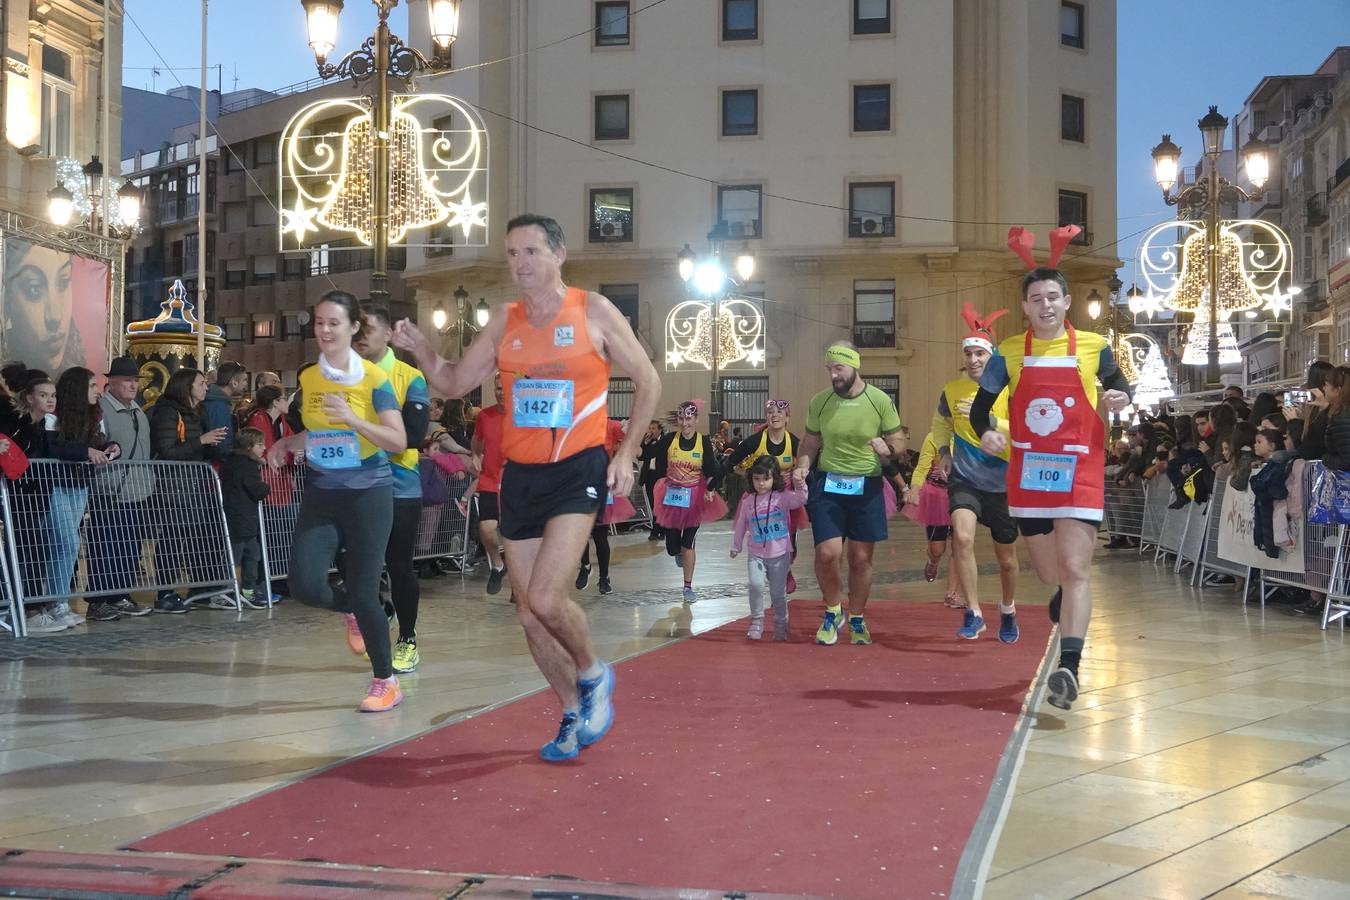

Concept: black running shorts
[[499, 446, 608, 541]]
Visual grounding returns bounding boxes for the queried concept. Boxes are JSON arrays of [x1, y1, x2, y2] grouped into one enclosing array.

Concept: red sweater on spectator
[[475, 404, 505, 493], [245, 409, 296, 506]]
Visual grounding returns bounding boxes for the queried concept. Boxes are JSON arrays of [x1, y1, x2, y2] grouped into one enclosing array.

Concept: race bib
[[512, 379, 574, 429], [1019, 451, 1076, 493], [665, 485, 693, 508], [307, 430, 360, 470], [751, 508, 789, 544], [824, 473, 864, 496]]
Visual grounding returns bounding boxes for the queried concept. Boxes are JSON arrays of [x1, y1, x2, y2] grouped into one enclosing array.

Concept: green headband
[[825, 345, 861, 369]]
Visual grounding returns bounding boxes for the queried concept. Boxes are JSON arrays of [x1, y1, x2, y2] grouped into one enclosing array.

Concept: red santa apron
[[1006, 325, 1104, 521]]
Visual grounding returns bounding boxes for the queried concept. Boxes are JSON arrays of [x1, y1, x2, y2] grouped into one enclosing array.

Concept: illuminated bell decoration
[[665, 298, 765, 371], [1167, 229, 1263, 315], [319, 110, 443, 245], [1134, 218, 1293, 324], [280, 93, 489, 250]]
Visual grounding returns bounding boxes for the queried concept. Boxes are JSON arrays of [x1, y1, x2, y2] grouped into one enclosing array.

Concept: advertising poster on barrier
[[1, 236, 110, 376], [1217, 481, 1304, 574]]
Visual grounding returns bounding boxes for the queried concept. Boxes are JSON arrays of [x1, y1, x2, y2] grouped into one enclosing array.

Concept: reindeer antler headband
[[960, 301, 1009, 353], [1006, 224, 1081, 271]]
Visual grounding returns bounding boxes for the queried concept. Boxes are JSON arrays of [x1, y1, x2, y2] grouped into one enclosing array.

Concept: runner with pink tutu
[[644, 400, 727, 602], [902, 431, 965, 608]]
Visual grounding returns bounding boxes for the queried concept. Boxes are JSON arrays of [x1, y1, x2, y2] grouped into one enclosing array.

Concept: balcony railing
[[1307, 192, 1328, 226], [1330, 157, 1350, 194], [853, 321, 896, 349]]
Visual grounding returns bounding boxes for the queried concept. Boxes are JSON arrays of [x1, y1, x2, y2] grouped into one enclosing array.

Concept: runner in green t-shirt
[[793, 342, 906, 646]]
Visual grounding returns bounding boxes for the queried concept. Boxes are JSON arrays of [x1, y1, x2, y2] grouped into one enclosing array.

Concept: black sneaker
[[598, 577, 613, 595], [486, 564, 506, 595], [110, 597, 151, 617], [1048, 587, 1062, 624], [85, 601, 121, 622], [1046, 666, 1079, 710], [154, 593, 190, 614], [575, 564, 592, 591]]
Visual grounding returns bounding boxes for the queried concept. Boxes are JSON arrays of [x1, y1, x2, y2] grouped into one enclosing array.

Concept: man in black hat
[[86, 357, 155, 621]]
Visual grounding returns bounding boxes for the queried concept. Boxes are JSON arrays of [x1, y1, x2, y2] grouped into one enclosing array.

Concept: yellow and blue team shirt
[[978, 329, 1117, 411], [931, 376, 1011, 493], [373, 347, 430, 500], [299, 359, 401, 491]]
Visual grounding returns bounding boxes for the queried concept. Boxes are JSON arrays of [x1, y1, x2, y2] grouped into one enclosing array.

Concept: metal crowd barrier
[[1103, 479, 1146, 541], [1156, 502, 1188, 564], [1197, 477, 1253, 593], [1175, 501, 1208, 579], [1259, 462, 1346, 622], [0, 522, 15, 636], [0, 460, 242, 638], [1138, 476, 1171, 555], [256, 461, 475, 590]]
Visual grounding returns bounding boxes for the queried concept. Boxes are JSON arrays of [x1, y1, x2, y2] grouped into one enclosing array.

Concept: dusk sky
[[122, 0, 1350, 282]]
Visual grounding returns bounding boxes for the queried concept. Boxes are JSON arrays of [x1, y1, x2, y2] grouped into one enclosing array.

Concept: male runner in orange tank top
[[394, 214, 660, 762]]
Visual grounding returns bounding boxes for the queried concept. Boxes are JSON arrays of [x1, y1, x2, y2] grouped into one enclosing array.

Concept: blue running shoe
[[999, 611, 1019, 643], [539, 712, 581, 762], [577, 663, 615, 747], [957, 610, 986, 640]]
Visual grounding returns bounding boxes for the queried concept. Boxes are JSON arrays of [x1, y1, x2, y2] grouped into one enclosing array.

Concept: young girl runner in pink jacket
[[731, 456, 808, 640]]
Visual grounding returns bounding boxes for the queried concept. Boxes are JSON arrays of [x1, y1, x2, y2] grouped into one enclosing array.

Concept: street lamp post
[[300, 0, 460, 300], [675, 223, 755, 433], [1150, 106, 1269, 386]]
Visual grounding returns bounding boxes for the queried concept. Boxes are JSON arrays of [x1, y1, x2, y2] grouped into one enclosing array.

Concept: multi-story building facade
[[398, 0, 1119, 428], [1, 0, 121, 218], [1234, 47, 1350, 382]]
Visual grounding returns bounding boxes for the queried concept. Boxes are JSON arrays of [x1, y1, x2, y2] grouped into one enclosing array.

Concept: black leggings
[[387, 497, 421, 640], [665, 527, 698, 556], [580, 523, 611, 578], [290, 484, 395, 679]]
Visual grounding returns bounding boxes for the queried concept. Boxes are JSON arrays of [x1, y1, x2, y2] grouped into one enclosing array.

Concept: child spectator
[[217, 427, 271, 608], [730, 456, 808, 641], [1250, 428, 1294, 559]]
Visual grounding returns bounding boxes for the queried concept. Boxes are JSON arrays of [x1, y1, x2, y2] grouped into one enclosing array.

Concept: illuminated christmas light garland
[[665, 297, 765, 371]]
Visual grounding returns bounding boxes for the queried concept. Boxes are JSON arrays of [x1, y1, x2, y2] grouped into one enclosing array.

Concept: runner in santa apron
[[970, 226, 1132, 713]]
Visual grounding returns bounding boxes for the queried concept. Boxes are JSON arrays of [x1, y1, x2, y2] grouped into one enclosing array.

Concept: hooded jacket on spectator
[[217, 450, 270, 540], [1321, 408, 1350, 471], [200, 384, 237, 456]]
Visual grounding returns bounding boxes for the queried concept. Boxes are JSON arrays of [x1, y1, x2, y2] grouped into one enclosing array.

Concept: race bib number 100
[[1019, 451, 1076, 493], [513, 379, 575, 429], [306, 430, 360, 470]]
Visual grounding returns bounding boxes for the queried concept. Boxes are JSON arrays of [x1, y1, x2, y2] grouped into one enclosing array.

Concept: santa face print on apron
[[1006, 324, 1105, 520]]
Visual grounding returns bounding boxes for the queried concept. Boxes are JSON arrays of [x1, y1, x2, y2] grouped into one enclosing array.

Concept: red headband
[[1006, 225, 1081, 270]]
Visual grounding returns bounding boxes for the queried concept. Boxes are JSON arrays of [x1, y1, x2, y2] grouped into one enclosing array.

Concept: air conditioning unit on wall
[[599, 221, 626, 239]]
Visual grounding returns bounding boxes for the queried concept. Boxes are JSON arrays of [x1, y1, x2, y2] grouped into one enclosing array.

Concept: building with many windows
[[400, 0, 1119, 428], [1234, 47, 1350, 381]]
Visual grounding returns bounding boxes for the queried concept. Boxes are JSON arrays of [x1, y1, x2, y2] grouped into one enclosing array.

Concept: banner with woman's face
[[2, 237, 110, 376]]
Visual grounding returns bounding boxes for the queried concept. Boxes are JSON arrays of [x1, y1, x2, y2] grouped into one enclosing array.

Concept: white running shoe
[[25, 611, 68, 634]]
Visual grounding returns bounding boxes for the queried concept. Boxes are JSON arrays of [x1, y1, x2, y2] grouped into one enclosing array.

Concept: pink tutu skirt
[[654, 477, 728, 529], [601, 491, 637, 525], [882, 477, 899, 519], [915, 482, 950, 527]]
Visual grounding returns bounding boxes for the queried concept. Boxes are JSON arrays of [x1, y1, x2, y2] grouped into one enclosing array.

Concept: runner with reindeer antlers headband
[[969, 226, 1133, 712], [931, 302, 1022, 645]]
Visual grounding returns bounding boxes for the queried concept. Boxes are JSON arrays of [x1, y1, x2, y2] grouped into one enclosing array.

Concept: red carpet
[[133, 601, 1052, 898]]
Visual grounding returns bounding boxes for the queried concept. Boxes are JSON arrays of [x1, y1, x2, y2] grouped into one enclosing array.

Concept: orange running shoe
[[343, 613, 365, 655], [358, 676, 403, 712]]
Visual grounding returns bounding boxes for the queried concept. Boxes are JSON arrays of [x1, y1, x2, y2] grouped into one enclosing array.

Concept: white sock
[[1000, 601, 1016, 614], [579, 661, 604, 681]]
